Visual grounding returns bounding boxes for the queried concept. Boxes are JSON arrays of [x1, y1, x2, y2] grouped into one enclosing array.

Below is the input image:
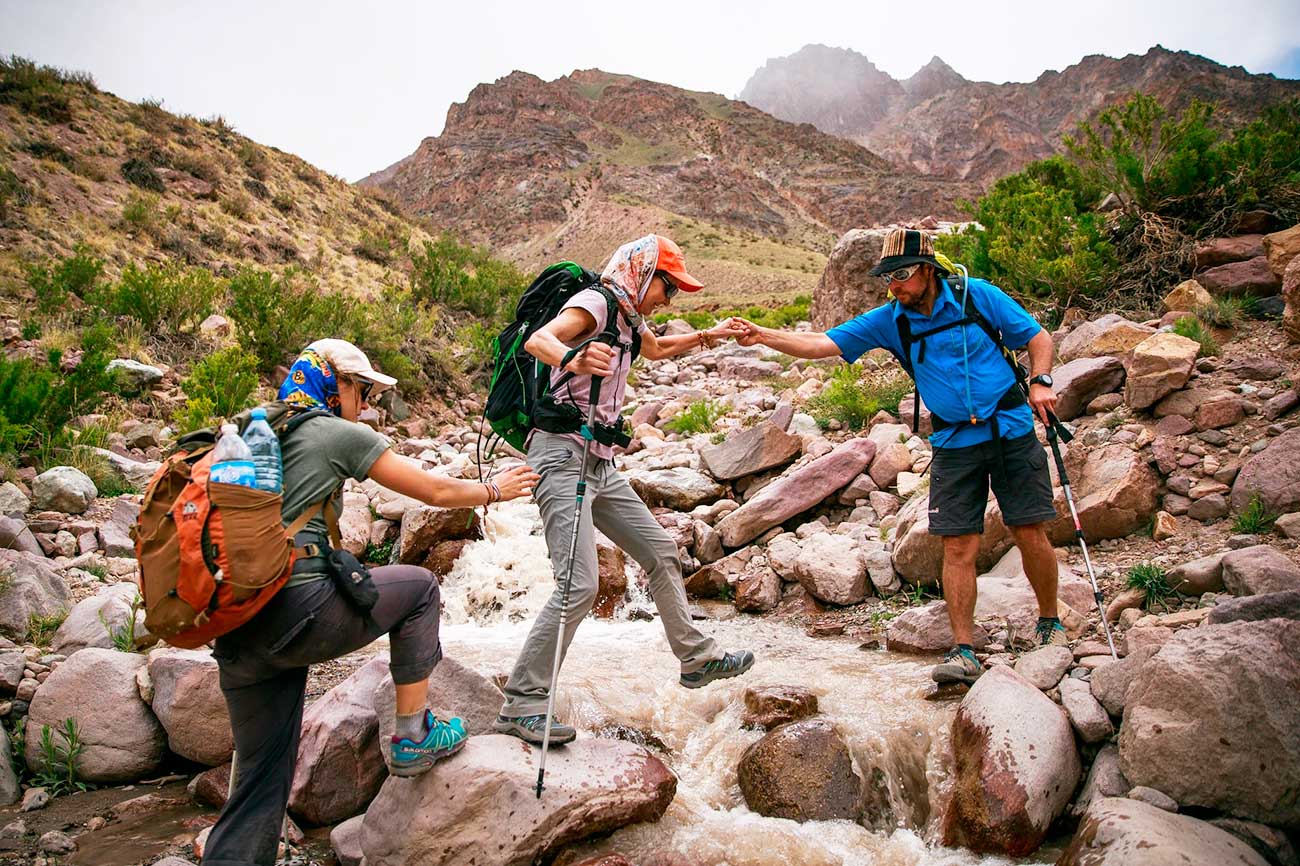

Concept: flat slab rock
[[1059, 797, 1269, 866]]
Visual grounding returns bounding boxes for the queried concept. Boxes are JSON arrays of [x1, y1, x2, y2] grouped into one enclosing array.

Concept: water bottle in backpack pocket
[[242, 407, 283, 493], [209, 424, 256, 488]]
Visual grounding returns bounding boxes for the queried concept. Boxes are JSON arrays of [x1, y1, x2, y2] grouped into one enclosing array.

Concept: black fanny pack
[[326, 549, 379, 614], [532, 393, 632, 447]]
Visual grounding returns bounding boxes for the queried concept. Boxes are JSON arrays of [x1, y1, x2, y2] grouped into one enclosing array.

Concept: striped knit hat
[[868, 228, 951, 277]]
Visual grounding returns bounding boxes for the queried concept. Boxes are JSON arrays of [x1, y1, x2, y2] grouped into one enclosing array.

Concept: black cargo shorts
[[927, 431, 1057, 536]]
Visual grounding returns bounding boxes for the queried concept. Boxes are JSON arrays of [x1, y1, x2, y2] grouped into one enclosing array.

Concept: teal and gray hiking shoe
[[492, 713, 577, 746], [390, 710, 467, 777], [679, 650, 755, 689], [1035, 618, 1070, 648], [932, 646, 984, 685]]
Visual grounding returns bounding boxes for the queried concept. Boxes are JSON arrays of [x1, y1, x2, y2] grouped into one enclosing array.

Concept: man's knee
[[942, 533, 981, 566], [1009, 521, 1051, 547]]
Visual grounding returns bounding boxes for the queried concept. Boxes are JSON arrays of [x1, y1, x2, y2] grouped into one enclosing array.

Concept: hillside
[[740, 45, 1300, 183], [359, 69, 980, 310]]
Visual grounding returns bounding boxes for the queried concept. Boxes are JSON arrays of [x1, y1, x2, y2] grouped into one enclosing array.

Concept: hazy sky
[[3, 0, 1297, 181]]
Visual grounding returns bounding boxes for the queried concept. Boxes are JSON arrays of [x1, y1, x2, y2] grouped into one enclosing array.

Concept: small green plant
[[1171, 316, 1218, 357], [363, 538, 395, 566], [1231, 493, 1277, 535], [27, 247, 104, 317], [92, 261, 223, 333], [1193, 297, 1245, 328], [1127, 562, 1174, 611], [27, 611, 67, 648], [902, 582, 938, 607], [718, 582, 735, 603], [34, 718, 90, 797], [867, 608, 899, 627], [176, 345, 259, 433], [806, 365, 912, 431], [664, 399, 724, 436], [99, 594, 143, 652], [121, 157, 164, 192], [121, 190, 160, 233]]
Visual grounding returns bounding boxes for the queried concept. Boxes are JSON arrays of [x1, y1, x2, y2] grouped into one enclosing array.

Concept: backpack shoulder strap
[[892, 302, 917, 379]]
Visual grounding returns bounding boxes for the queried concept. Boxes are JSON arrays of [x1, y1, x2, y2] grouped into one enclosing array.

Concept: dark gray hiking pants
[[201, 564, 442, 866]]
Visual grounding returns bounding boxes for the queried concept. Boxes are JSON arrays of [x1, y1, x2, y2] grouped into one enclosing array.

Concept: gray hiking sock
[[395, 709, 429, 742]]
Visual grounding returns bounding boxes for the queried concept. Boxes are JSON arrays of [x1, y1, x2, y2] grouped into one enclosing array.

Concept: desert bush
[[227, 267, 358, 374], [0, 56, 94, 123], [120, 157, 164, 192], [176, 345, 260, 433], [409, 235, 528, 320], [27, 247, 104, 317], [238, 141, 270, 181], [220, 190, 253, 220], [806, 365, 912, 431], [92, 261, 223, 333], [1171, 315, 1218, 357]]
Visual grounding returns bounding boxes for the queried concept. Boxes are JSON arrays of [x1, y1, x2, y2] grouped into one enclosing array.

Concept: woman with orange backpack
[[199, 339, 538, 866]]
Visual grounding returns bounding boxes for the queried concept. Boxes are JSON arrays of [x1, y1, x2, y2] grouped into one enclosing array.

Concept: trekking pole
[[536, 364, 603, 799], [1043, 411, 1118, 660]]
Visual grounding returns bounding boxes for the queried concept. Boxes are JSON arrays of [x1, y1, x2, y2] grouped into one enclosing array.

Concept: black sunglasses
[[657, 271, 680, 299], [357, 380, 375, 404]]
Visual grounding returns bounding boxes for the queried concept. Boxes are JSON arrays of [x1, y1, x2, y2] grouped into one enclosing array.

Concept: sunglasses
[[882, 264, 922, 284], [657, 271, 680, 299], [357, 380, 375, 405]]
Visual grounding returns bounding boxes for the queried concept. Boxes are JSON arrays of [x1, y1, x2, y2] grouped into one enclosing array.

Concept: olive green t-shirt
[[281, 415, 389, 585]]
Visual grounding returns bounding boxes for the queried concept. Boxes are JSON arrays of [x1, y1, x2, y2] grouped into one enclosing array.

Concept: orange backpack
[[133, 403, 340, 648]]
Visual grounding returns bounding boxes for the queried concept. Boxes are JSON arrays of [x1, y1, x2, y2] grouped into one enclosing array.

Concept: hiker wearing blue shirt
[[731, 228, 1066, 685]]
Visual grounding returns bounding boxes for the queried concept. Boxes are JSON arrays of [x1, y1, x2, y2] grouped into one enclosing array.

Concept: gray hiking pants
[[501, 431, 721, 717], [202, 564, 441, 866]]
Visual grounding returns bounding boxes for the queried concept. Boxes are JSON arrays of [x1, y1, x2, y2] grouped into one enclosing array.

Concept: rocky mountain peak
[[901, 55, 967, 104]]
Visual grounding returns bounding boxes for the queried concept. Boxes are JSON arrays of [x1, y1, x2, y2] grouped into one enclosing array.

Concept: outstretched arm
[[640, 319, 749, 361], [730, 318, 842, 359], [368, 450, 538, 507]]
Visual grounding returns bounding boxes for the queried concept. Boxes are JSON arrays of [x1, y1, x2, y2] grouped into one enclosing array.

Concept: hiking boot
[[1036, 618, 1070, 648], [389, 710, 467, 777], [492, 713, 577, 746], [679, 650, 755, 689], [932, 646, 983, 685]]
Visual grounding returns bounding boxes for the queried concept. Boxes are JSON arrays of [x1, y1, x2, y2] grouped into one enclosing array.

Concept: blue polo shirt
[[826, 277, 1041, 449]]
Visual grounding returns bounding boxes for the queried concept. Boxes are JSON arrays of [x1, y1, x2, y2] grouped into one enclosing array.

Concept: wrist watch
[[1030, 374, 1054, 388]]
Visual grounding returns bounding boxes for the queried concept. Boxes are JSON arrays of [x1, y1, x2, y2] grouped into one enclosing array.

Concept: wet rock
[[1220, 544, 1300, 596], [1264, 222, 1300, 278], [1066, 443, 1160, 539], [106, 358, 165, 392], [1013, 645, 1072, 690], [1052, 356, 1126, 421], [1124, 332, 1200, 410], [1120, 619, 1300, 828], [0, 483, 29, 517], [290, 655, 390, 826], [885, 601, 989, 653], [738, 719, 860, 822], [397, 505, 480, 564], [51, 582, 140, 655], [149, 647, 230, 767], [684, 548, 753, 599], [792, 533, 867, 605], [373, 656, 503, 767], [1058, 314, 1154, 363], [24, 648, 165, 783], [699, 421, 802, 480], [1090, 645, 1159, 717], [627, 467, 725, 511], [941, 665, 1080, 856], [1207, 590, 1300, 624], [360, 736, 675, 866], [1059, 677, 1114, 743], [0, 550, 71, 642], [331, 814, 365, 866], [716, 437, 876, 547], [741, 685, 819, 730], [188, 762, 231, 808], [734, 566, 781, 614], [810, 229, 887, 331], [1059, 797, 1268, 866], [31, 467, 97, 515], [594, 542, 628, 618], [1232, 427, 1300, 514]]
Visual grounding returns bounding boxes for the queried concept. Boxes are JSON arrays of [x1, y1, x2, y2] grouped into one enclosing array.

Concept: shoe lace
[[944, 646, 974, 664], [1035, 620, 1061, 643], [518, 715, 546, 731], [705, 652, 742, 673]]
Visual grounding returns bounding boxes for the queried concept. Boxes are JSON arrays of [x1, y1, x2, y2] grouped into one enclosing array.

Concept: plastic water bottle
[[209, 424, 256, 488], [242, 408, 282, 493]]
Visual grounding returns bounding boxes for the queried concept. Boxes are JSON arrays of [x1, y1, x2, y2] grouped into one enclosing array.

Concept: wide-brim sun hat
[[868, 228, 952, 277]]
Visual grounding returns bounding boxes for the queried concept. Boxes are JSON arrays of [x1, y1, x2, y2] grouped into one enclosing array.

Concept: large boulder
[[885, 601, 989, 653], [699, 421, 802, 481], [1220, 545, 1300, 596], [1194, 236, 1265, 269], [1166, 551, 1227, 596], [791, 533, 868, 605], [1283, 254, 1300, 342], [1197, 255, 1282, 296], [148, 647, 231, 767], [733, 565, 781, 614], [1208, 590, 1300, 625], [940, 665, 1080, 856], [24, 648, 165, 783], [51, 582, 140, 655], [106, 358, 165, 392], [1120, 619, 1300, 828], [373, 656, 504, 762], [0, 550, 71, 642], [1059, 797, 1269, 866], [1124, 333, 1199, 409], [810, 229, 888, 331], [359, 736, 676, 866], [1058, 314, 1155, 363], [1162, 277, 1215, 311], [1090, 646, 1159, 718], [626, 467, 725, 511], [97, 497, 138, 557], [31, 467, 97, 515], [741, 685, 819, 731], [1051, 356, 1126, 421], [0, 516, 42, 556], [1263, 222, 1300, 278], [338, 491, 372, 557], [716, 437, 876, 548], [290, 656, 391, 826], [1066, 442, 1160, 539], [867, 441, 912, 490], [737, 719, 860, 822], [1231, 427, 1300, 514], [890, 494, 1012, 585], [397, 505, 480, 565]]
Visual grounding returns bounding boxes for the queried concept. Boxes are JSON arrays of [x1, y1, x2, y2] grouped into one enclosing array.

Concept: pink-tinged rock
[[1264, 222, 1300, 278], [1066, 443, 1160, 539], [1059, 677, 1114, 743], [867, 441, 912, 489], [734, 566, 781, 614], [1119, 619, 1300, 829], [810, 229, 888, 331], [1284, 255, 1300, 343], [627, 467, 726, 511], [188, 762, 231, 808], [1231, 427, 1300, 514], [699, 421, 802, 481], [684, 548, 753, 599], [373, 656, 503, 770], [941, 665, 1081, 856], [1194, 395, 1244, 430], [360, 736, 676, 866], [975, 571, 1095, 645], [885, 600, 989, 653], [339, 492, 372, 557], [716, 437, 877, 547], [1051, 356, 1126, 420], [289, 656, 391, 826], [1155, 415, 1195, 436], [792, 533, 868, 605], [898, 394, 933, 436], [1059, 797, 1270, 866], [889, 494, 1013, 585], [1124, 333, 1199, 410], [742, 685, 819, 730], [1058, 314, 1155, 363], [629, 401, 664, 429], [737, 719, 860, 822], [1264, 388, 1299, 419], [1220, 545, 1300, 596], [1194, 235, 1265, 269], [148, 647, 231, 766], [397, 505, 480, 565], [593, 542, 627, 618], [1198, 255, 1282, 296]]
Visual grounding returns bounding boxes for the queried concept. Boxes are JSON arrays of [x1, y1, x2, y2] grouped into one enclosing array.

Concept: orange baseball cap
[[655, 235, 704, 291]]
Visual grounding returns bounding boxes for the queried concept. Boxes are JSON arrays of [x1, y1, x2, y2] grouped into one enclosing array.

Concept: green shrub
[[1126, 562, 1173, 611], [806, 365, 912, 431], [100, 594, 143, 652], [0, 56, 94, 123], [121, 190, 159, 233], [92, 261, 222, 332], [664, 399, 724, 435], [220, 190, 253, 220], [271, 191, 294, 214], [1171, 316, 1218, 357], [34, 718, 90, 797], [0, 165, 31, 224], [121, 157, 164, 192], [238, 141, 270, 181], [228, 267, 358, 374], [1193, 297, 1245, 328], [363, 538, 395, 566], [409, 235, 528, 320], [1231, 493, 1277, 535], [27, 247, 104, 317], [28, 611, 67, 648], [355, 228, 398, 265], [177, 346, 259, 432]]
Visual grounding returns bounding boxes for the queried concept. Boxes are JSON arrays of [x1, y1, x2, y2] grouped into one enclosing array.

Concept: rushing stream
[[426, 499, 1061, 866]]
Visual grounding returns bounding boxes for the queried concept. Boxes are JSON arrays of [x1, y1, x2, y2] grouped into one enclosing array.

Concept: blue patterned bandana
[[277, 348, 342, 415]]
